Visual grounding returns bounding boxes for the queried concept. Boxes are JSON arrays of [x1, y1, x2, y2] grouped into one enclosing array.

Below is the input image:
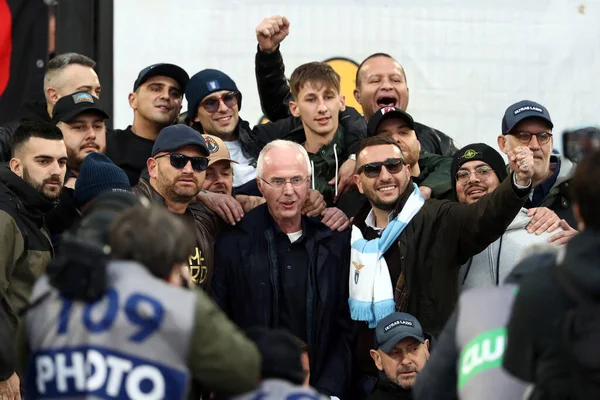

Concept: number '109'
[[57, 289, 164, 342]]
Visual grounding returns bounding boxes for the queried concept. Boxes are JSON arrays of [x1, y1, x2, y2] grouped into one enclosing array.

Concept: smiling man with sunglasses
[[498, 100, 577, 228], [349, 135, 535, 398], [133, 124, 222, 291]]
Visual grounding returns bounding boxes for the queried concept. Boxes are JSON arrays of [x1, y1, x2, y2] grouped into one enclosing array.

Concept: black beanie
[[185, 69, 241, 122], [74, 153, 132, 207], [245, 327, 305, 385], [450, 143, 508, 199]]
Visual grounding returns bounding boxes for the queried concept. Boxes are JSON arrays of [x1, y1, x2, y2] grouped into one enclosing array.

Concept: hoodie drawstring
[[311, 160, 315, 190], [333, 143, 339, 198]]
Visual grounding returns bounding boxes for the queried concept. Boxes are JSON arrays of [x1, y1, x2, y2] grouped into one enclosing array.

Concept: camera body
[[563, 127, 600, 163]]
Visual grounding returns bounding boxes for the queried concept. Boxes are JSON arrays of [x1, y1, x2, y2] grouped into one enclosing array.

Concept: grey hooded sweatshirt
[[459, 208, 561, 289]]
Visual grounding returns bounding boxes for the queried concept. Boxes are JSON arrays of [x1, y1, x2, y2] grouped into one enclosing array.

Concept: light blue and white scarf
[[349, 183, 424, 328]]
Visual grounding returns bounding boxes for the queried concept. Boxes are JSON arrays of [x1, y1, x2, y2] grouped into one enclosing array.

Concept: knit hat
[[451, 143, 508, 198], [245, 327, 305, 385], [185, 69, 241, 122], [74, 153, 132, 207]]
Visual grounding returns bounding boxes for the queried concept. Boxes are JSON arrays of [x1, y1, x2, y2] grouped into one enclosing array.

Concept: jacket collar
[[0, 166, 57, 220], [374, 375, 412, 398], [240, 203, 332, 242]]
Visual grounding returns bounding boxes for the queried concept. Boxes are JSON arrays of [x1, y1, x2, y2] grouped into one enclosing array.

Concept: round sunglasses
[[200, 91, 240, 113], [154, 153, 209, 172]]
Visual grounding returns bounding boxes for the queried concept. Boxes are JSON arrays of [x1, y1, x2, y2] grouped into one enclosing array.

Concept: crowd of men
[[0, 14, 597, 400]]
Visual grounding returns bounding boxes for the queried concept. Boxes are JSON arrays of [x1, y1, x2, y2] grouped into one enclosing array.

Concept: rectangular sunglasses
[[357, 158, 405, 178], [155, 153, 209, 172]]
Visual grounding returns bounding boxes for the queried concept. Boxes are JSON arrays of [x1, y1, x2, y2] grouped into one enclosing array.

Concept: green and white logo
[[458, 327, 506, 389]]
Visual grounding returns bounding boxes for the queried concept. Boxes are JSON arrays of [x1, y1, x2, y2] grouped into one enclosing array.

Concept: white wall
[[114, 0, 600, 152]]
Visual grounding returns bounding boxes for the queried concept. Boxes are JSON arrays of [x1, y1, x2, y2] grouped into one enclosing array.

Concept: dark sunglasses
[[357, 158, 405, 178], [155, 153, 209, 172], [200, 91, 240, 113]]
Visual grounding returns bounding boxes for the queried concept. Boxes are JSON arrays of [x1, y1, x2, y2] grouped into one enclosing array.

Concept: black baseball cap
[[133, 63, 190, 92], [367, 106, 415, 137], [501, 100, 554, 134], [374, 312, 425, 353], [151, 124, 209, 157], [52, 92, 109, 124]]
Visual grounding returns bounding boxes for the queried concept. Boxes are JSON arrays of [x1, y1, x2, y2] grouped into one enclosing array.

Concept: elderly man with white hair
[[212, 140, 353, 397]]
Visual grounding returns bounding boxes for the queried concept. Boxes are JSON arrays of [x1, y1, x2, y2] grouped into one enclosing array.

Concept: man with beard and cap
[[498, 100, 578, 230], [107, 63, 189, 185], [451, 143, 577, 289], [0, 121, 67, 397], [133, 124, 223, 291], [348, 135, 532, 399], [0, 53, 101, 162], [45, 91, 109, 250], [368, 312, 432, 400], [254, 16, 459, 157]]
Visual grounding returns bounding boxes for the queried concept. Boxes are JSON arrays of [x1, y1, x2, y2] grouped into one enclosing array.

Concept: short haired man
[[106, 63, 189, 184], [0, 121, 67, 396], [254, 16, 458, 157], [503, 149, 600, 399], [0, 53, 100, 161], [451, 143, 576, 289], [369, 312, 431, 400], [212, 140, 354, 396], [133, 124, 221, 290], [349, 135, 532, 396], [20, 202, 261, 399], [497, 100, 577, 227]]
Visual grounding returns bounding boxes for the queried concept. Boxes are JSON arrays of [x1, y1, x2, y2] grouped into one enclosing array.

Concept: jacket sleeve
[[340, 107, 367, 157], [314, 232, 354, 396], [436, 173, 530, 265], [255, 45, 294, 121], [413, 309, 460, 400], [210, 234, 231, 313], [0, 212, 23, 380], [187, 291, 261, 396], [417, 151, 453, 200], [249, 116, 303, 151]]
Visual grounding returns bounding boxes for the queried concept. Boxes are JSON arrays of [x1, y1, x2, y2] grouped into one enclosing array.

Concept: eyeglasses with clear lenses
[[200, 91, 240, 113], [260, 176, 309, 189], [154, 153, 209, 172], [357, 158, 405, 178], [509, 131, 553, 145], [456, 165, 493, 184]]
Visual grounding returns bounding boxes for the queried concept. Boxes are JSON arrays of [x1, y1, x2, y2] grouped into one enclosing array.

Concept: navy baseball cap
[[501, 100, 554, 134], [374, 312, 425, 353], [367, 106, 415, 137], [151, 124, 210, 157], [133, 63, 190, 92], [52, 92, 109, 124]]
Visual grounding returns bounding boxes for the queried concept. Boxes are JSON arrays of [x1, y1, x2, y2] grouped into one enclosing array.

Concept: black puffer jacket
[[254, 46, 459, 157]]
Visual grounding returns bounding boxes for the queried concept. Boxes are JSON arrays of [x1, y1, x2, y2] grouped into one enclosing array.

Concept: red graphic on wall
[[0, 0, 12, 97]]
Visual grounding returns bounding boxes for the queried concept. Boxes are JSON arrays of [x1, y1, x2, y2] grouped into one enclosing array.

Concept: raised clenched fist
[[256, 15, 290, 54], [507, 146, 534, 186]]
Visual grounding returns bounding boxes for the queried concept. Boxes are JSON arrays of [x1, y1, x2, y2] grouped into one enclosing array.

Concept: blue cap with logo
[[151, 124, 209, 157], [501, 100, 554, 134], [374, 312, 425, 353]]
